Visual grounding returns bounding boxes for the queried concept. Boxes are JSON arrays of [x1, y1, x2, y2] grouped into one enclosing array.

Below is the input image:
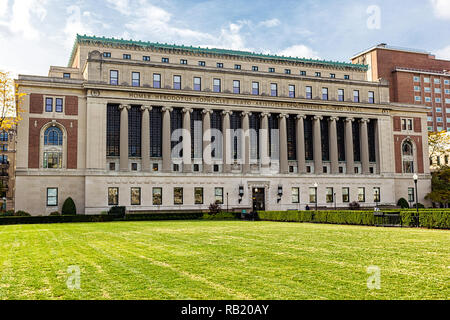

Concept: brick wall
[[28, 118, 78, 169], [29, 94, 43, 114], [65, 96, 78, 116]]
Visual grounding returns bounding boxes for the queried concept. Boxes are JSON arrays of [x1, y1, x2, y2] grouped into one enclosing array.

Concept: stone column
[[182, 108, 192, 173], [222, 111, 232, 173], [119, 104, 131, 172], [345, 118, 354, 174], [162, 106, 173, 172], [141, 106, 152, 172], [296, 114, 306, 174], [313, 116, 323, 174], [202, 109, 212, 173], [329, 116, 339, 174], [260, 112, 270, 169], [242, 111, 251, 174], [360, 119, 370, 175], [279, 114, 289, 174]]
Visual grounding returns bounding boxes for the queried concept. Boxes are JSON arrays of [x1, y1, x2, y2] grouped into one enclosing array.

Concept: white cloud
[[435, 45, 450, 60], [105, 0, 131, 15], [278, 44, 320, 59], [0, 0, 7, 17], [258, 18, 280, 28], [63, 5, 93, 49], [430, 0, 450, 19]]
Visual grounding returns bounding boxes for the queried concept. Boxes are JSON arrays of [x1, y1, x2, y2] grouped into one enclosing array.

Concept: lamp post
[[413, 174, 419, 227], [314, 182, 318, 211]]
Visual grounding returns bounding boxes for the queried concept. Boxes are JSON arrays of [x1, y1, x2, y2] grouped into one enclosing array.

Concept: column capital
[[261, 112, 270, 118], [296, 114, 307, 120], [119, 104, 131, 111], [345, 117, 355, 123], [313, 115, 323, 121], [241, 111, 252, 117], [182, 107, 193, 114], [141, 105, 152, 112], [222, 110, 233, 116], [202, 109, 213, 115], [360, 118, 370, 123], [329, 116, 339, 122], [162, 106, 173, 113], [279, 113, 289, 119]]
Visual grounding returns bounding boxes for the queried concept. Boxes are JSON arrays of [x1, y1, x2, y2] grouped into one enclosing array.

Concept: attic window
[[63, 73, 71, 79], [103, 52, 111, 58]]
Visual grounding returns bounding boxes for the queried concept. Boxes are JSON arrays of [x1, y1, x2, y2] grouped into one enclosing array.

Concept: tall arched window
[[402, 141, 414, 173], [43, 126, 63, 169]]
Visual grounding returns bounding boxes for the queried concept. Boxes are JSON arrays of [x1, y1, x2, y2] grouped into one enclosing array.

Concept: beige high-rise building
[[15, 35, 431, 216]]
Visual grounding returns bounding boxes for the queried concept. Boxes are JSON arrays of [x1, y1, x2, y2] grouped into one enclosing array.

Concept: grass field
[[0, 221, 448, 300]]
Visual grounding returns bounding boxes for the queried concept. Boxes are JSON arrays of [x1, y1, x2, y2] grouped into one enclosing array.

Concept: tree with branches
[[0, 71, 25, 131]]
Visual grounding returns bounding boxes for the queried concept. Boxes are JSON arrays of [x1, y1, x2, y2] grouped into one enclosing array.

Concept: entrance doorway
[[252, 188, 266, 212]]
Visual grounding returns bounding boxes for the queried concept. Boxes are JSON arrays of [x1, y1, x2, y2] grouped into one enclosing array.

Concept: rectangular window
[[368, 91, 375, 104], [414, 86, 421, 92], [55, 98, 63, 113], [445, 89, 450, 94], [373, 187, 381, 203], [269, 68, 275, 73], [195, 187, 204, 205], [252, 66, 259, 71], [108, 188, 119, 206], [292, 188, 300, 204], [103, 52, 111, 58], [271, 83, 278, 97], [414, 76, 420, 82], [434, 78, 441, 84], [173, 75, 181, 90], [153, 188, 162, 205], [45, 98, 53, 112], [174, 187, 183, 205], [342, 187, 350, 203], [306, 86, 312, 99], [215, 188, 224, 204], [424, 87, 431, 93], [143, 56, 150, 61], [436, 107, 442, 112], [338, 89, 344, 101], [436, 98, 442, 103], [194, 77, 201, 91], [198, 61, 206, 66], [46, 188, 58, 207], [358, 187, 365, 203], [289, 85, 295, 98], [233, 80, 240, 94], [132, 72, 140, 87], [180, 59, 188, 65], [213, 79, 221, 92], [344, 75, 350, 80], [153, 74, 161, 88], [252, 82, 259, 95], [353, 90, 360, 102], [131, 187, 141, 205], [300, 71, 307, 76], [402, 119, 407, 130], [123, 54, 131, 60], [63, 73, 71, 79], [285, 69, 291, 75], [315, 72, 321, 77], [216, 63, 223, 68], [415, 96, 421, 102], [234, 64, 241, 70], [408, 188, 415, 202], [435, 88, 442, 94], [330, 73, 336, 78], [424, 77, 430, 83], [309, 188, 317, 203], [425, 97, 432, 102], [110, 70, 119, 85], [326, 188, 334, 203], [322, 88, 328, 100], [162, 57, 169, 63], [408, 119, 413, 130], [445, 80, 450, 85]]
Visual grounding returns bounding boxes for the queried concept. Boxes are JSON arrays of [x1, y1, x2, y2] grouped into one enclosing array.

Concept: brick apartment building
[[0, 127, 16, 211], [352, 44, 450, 133]]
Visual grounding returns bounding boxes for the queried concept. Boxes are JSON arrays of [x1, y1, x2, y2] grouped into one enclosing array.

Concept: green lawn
[[0, 221, 448, 300]]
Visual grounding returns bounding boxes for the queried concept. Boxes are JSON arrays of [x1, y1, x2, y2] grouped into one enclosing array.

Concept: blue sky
[[1, 0, 450, 76]]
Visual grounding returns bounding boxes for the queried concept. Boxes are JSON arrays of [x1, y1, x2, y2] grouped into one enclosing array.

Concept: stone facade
[[15, 35, 431, 216]]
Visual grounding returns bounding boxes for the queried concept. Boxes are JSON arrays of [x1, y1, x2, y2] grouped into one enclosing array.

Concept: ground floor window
[[342, 187, 350, 203], [215, 188, 224, 204], [358, 187, 366, 203], [292, 188, 300, 204], [408, 188, 415, 203], [309, 187, 316, 203], [326, 187, 334, 203], [195, 188, 204, 205], [47, 188, 58, 207], [174, 187, 183, 205], [373, 187, 381, 203], [108, 187, 119, 206], [131, 187, 141, 205], [153, 188, 162, 205]]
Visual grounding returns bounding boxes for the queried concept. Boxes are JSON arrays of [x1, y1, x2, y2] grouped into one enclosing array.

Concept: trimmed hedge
[[0, 215, 116, 225], [125, 213, 203, 221], [258, 210, 450, 229], [202, 212, 240, 220]]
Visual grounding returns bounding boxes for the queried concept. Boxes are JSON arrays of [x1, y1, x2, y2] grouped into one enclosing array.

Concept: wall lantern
[[277, 185, 283, 203], [239, 185, 245, 203]]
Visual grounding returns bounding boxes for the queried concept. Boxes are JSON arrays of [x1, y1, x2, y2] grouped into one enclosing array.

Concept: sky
[[1, 0, 450, 76]]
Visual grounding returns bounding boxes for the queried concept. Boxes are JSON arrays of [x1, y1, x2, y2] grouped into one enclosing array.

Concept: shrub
[[349, 201, 361, 210], [14, 211, 31, 217], [208, 202, 222, 216], [108, 206, 126, 218], [49, 211, 61, 216], [62, 197, 77, 216], [397, 198, 410, 209], [202, 212, 239, 220], [0, 210, 14, 217]]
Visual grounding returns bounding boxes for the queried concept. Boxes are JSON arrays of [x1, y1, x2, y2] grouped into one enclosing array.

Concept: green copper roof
[[69, 34, 368, 71]]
